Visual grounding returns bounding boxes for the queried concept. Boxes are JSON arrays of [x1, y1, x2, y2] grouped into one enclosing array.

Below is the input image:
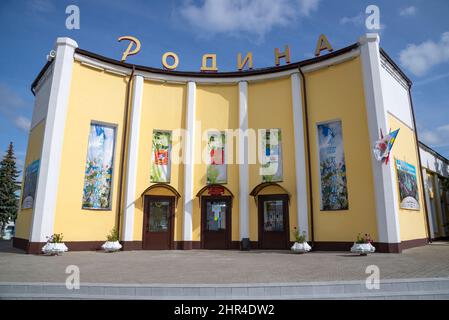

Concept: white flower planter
[[350, 242, 375, 255], [101, 241, 122, 252], [291, 242, 312, 254], [42, 243, 68, 255]]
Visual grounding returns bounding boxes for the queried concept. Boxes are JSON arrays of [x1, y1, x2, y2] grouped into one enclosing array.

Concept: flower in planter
[[102, 227, 122, 252], [291, 227, 311, 253], [351, 233, 375, 255], [42, 233, 68, 255], [293, 227, 307, 243]]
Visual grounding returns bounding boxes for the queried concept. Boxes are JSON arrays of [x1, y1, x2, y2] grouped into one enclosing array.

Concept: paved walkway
[[1, 240, 449, 284]]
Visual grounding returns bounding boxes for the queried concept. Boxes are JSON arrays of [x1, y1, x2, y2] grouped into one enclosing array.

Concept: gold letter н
[[274, 46, 291, 66], [118, 36, 141, 62]]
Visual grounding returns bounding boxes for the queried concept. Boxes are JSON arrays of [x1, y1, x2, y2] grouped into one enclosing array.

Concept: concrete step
[[1, 278, 449, 300]]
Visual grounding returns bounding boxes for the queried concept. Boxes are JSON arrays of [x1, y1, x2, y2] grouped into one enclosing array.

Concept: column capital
[[358, 33, 380, 46], [55, 37, 78, 49]]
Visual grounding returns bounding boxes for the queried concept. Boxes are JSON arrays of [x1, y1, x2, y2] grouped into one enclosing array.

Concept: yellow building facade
[[15, 34, 434, 253]]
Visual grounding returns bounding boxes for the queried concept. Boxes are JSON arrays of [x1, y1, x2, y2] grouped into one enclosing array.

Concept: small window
[[263, 200, 284, 232]]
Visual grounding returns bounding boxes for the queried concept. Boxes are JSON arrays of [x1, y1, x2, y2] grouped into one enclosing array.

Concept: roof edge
[[379, 48, 412, 87], [419, 141, 449, 165], [30, 42, 360, 92]]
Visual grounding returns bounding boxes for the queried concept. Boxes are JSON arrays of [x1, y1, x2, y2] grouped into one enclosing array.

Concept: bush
[[356, 233, 372, 244], [47, 233, 64, 243], [106, 228, 119, 242], [293, 227, 307, 243]]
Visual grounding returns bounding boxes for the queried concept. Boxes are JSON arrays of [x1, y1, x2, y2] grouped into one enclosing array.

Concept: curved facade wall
[[14, 35, 431, 253]]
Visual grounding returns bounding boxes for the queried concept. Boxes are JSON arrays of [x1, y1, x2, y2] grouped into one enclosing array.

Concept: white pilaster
[[291, 73, 310, 240], [122, 75, 144, 242], [183, 81, 196, 244], [238, 81, 250, 242], [433, 175, 447, 236], [359, 33, 401, 245], [29, 38, 78, 242], [422, 169, 436, 238]]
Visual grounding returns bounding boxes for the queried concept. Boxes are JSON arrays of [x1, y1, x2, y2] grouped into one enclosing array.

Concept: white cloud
[[420, 124, 449, 147], [399, 32, 449, 76], [414, 72, 449, 86], [340, 13, 364, 26], [399, 6, 417, 17], [0, 83, 32, 132], [178, 0, 320, 40], [14, 116, 31, 132], [0, 84, 27, 113], [29, 0, 55, 13]]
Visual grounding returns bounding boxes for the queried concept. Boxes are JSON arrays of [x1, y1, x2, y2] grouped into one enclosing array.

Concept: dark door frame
[[257, 194, 290, 249], [200, 195, 232, 249], [142, 195, 175, 250]]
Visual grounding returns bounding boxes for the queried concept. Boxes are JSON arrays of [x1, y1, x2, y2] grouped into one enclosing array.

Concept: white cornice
[[74, 49, 361, 85]]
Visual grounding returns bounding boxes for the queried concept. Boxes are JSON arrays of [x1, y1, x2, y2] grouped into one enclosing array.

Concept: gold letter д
[[118, 36, 141, 62]]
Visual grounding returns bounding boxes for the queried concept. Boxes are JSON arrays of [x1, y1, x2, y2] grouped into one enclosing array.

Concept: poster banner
[[206, 132, 227, 184], [21, 160, 40, 209], [82, 124, 116, 209], [260, 129, 283, 183], [318, 121, 348, 210], [150, 130, 172, 183], [396, 159, 420, 210]]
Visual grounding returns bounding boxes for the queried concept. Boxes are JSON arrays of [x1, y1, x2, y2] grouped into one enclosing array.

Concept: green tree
[[0, 142, 20, 233]]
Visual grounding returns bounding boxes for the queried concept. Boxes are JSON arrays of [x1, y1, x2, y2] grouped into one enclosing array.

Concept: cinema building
[[14, 33, 442, 254]]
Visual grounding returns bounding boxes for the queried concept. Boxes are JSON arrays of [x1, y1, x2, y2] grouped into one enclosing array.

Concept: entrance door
[[143, 196, 174, 250], [201, 196, 232, 249], [258, 195, 289, 249]]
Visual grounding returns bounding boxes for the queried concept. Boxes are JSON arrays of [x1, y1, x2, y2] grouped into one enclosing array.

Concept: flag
[[373, 129, 400, 164]]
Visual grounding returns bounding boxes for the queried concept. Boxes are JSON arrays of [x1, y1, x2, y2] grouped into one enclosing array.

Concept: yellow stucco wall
[[306, 57, 378, 242], [15, 120, 46, 239], [134, 81, 186, 241], [248, 78, 298, 241], [388, 114, 428, 241], [194, 85, 240, 241], [22, 54, 431, 247], [52, 62, 127, 241]]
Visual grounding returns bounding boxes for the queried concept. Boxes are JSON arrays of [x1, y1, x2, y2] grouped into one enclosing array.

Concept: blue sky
[[0, 0, 448, 174]]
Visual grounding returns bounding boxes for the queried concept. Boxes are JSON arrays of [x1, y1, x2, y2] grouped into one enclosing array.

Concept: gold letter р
[[118, 36, 142, 62]]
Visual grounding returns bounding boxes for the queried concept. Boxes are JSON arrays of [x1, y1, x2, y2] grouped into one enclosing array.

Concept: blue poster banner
[[82, 124, 116, 209], [396, 159, 420, 210], [318, 121, 348, 211]]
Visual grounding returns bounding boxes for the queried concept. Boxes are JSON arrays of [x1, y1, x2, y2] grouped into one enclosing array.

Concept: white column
[[291, 72, 310, 240], [433, 176, 447, 236], [238, 81, 250, 246], [182, 81, 196, 247], [422, 169, 436, 238], [29, 38, 78, 243], [122, 75, 144, 242], [359, 33, 401, 245]]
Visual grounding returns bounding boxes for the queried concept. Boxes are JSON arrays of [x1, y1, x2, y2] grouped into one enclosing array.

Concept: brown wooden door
[[201, 196, 232, 249], [143, 196, 174, 250], [258, 195, 290, 249]]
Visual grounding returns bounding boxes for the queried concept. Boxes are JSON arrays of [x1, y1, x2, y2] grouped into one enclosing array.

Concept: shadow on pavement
[[0, 240, 25, 254]]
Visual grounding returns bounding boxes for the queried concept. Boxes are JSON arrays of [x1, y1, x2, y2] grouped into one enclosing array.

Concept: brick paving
[[1, 240, 448, 284]]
